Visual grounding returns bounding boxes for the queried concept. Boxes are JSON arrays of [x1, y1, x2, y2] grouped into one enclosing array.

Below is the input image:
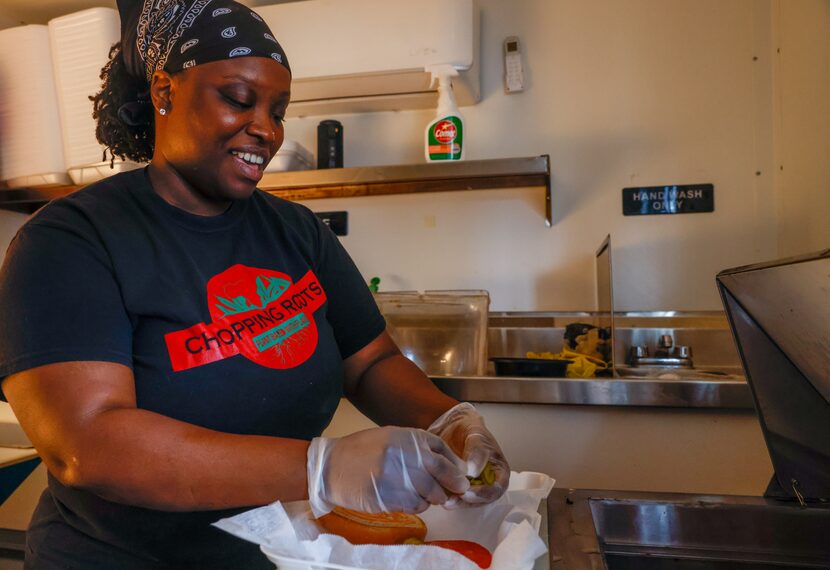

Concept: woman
[[0, 1, 509, 568]]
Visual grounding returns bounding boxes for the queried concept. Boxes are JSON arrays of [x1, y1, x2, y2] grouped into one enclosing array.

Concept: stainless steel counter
[[547, 487, 830, 569], [431, 375, 754, 409], [420, 311, 756, 409]]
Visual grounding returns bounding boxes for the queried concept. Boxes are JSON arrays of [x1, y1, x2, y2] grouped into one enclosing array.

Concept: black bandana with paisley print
[[135, 0, 290, 83]]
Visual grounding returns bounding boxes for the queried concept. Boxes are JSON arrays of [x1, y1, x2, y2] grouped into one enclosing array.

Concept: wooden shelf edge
[[0, 155, 552, 224]]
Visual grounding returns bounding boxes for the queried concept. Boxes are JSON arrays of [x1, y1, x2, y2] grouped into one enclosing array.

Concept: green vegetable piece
[[481, 462, 496, 485], [468, 462, 496, 486]]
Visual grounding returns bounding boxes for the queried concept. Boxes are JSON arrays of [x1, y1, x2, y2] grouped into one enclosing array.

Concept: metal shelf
[[0, 155, 552, 224], [0, 185, 77, 215]]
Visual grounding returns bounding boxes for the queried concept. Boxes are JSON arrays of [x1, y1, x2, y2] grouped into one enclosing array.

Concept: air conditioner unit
[[258, 0, 480, 118]]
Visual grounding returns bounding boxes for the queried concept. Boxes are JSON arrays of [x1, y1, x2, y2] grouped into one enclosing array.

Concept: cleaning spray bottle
[[424, 65, 465, 162]]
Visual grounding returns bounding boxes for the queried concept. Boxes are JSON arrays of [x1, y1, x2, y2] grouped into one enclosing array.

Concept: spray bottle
[[424, 64, 465, 162]]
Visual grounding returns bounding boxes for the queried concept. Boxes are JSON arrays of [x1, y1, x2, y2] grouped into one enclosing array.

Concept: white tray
[[266, 140, 314, 173], [248, 471, 555, 570], [68, 160, 142, 185], [261, 554, 367, 570]]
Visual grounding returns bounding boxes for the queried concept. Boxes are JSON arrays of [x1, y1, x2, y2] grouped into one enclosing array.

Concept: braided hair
[[90, 9, 155, 165], [92, 0, 291, 166], [90, 43, 155, 165]]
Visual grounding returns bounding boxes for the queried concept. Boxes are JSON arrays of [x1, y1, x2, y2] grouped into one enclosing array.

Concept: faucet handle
[[676, 345, 692, 359], [627, 345, 648, 366], [630, 345, 649, 358]]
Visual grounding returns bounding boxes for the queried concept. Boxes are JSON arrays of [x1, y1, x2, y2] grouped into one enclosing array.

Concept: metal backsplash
[[487, 311, 742, 371]]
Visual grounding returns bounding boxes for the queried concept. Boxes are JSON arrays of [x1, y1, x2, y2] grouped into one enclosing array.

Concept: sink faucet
[[628, 335, 693, 368]]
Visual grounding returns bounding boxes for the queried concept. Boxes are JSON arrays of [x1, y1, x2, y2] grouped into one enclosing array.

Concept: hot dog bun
[[316, 507, 427, 545]]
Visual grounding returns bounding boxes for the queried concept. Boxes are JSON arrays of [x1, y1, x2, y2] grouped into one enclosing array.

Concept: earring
[[159, 108, 167, 116]]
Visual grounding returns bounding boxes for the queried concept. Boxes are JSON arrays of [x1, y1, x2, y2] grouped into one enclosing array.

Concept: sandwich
[[315, 507, 492, 568], [315, 507, 427, 545]]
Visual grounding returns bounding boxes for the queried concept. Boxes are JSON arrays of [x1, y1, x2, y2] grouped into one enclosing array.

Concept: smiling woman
[[92, 0, 292, 212], [148, 58, 291, 212], [0, 0, 510, 568]]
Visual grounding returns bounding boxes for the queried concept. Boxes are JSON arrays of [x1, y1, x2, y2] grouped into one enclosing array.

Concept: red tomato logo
[[206, 265, 319, 369]]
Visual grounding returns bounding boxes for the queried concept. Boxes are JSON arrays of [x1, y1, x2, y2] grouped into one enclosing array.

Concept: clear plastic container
[[373, 290, 489, 376]]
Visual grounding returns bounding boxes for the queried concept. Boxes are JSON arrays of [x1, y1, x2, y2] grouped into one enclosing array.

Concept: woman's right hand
[[306, 426, 470, 516]]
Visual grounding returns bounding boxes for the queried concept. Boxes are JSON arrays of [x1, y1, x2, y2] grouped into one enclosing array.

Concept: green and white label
[[427, 116, 463, 160]]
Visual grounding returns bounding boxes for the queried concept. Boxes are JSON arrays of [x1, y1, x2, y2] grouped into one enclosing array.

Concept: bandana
[[135, 0, 290, 84]]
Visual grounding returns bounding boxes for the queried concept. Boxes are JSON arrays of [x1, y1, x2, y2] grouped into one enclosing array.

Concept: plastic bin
[[48, 8, 139, 184], [0, 25, 70, 187], [374, 290, 489, 376]]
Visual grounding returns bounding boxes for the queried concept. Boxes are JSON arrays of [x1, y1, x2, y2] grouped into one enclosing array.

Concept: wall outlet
[[315, 211, 348, 236]]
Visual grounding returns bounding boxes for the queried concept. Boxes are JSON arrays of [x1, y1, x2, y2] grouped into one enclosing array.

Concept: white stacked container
[[0, 25, 71, 188], [48, 8, 140, 185], [265, 140, 314, 173]]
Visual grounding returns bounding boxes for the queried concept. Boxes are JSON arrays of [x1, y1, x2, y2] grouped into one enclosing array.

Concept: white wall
[[325, 400, 773, 496], [286, 0, 779, 311], [774, 0, 830, 257], [4, 0, 824, 311]]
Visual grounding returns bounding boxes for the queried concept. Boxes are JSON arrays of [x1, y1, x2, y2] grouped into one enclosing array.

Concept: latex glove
[[307, 426, 470, 517], [427, 402, 510, 507]]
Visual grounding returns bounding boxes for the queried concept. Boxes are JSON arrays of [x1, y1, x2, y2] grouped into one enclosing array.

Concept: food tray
[[225, 471, 555, 570], [265, 556, 361, 570], [490, 357, 569, 378]]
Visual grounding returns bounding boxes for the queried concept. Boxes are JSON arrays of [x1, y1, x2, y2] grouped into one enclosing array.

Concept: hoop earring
[[159, 108, 167, 116]]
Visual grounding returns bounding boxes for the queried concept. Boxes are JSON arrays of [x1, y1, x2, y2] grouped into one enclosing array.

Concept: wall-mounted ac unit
[[258, 0, 480, 118]]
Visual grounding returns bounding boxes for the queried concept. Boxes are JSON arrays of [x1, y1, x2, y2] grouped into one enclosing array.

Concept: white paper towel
[[214, 471, 554, 570]]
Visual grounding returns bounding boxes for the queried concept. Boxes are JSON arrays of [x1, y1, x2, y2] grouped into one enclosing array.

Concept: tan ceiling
[[1, 0, 293, 26]]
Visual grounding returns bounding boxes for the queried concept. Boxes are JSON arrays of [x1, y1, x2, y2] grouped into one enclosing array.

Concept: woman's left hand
[[427, 403, 510, 507]]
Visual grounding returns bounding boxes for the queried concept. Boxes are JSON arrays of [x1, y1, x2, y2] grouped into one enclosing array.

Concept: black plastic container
[[490, 357, 570, 378], [317, 120, 343, 169]]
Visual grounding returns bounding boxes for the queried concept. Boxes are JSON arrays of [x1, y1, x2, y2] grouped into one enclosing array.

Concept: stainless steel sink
[[546, 254, 830, 569], [548, 488, 830, 570], [590, 497, 830, 569]]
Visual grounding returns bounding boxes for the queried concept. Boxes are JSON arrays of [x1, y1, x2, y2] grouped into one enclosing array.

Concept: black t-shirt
[[0, 168, 386, 568]]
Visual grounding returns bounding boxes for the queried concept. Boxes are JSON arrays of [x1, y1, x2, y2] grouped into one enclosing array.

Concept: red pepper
[[426, 540, 492, 568]]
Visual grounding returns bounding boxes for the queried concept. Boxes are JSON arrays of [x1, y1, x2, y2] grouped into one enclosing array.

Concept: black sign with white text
[[622, 184, 714, 216]]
